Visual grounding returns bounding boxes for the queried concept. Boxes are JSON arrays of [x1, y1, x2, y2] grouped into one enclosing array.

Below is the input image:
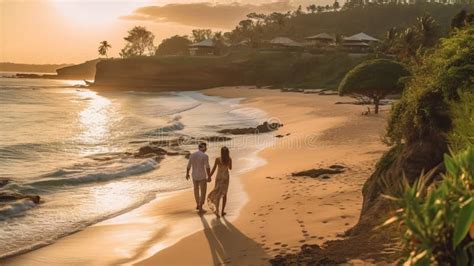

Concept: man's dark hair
[[198, 142, 207, 149]]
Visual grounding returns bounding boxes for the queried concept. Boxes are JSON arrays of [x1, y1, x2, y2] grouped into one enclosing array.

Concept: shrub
[[383, 147, 474, 265]]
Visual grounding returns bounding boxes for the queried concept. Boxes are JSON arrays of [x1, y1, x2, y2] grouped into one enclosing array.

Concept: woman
[[207, 146, 232, 218]]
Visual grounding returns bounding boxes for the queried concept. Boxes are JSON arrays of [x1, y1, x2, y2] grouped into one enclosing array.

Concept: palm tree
[[98, 41, 111, 58], [415, 14, 439, 48]]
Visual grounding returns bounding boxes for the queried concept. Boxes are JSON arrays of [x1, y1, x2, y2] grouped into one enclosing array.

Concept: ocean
[[0, 76, 272, 258]]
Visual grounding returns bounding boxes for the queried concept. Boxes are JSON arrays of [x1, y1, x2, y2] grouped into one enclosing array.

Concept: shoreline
[[0, 87, 274, 265], [3, 86, 388, 265]]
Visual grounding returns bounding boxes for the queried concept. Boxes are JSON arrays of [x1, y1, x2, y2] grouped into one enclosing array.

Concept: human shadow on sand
[[200, 216, 269, 265]]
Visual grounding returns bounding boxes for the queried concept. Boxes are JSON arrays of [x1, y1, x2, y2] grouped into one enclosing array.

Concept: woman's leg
[[215, 197, 221, 217], [221, 194, 227, 216]]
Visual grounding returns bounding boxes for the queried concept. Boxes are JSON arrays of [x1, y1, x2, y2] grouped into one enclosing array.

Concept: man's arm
[[186, 155, 192, 180]]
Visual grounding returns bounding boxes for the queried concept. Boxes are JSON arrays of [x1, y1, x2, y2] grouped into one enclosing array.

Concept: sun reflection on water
[[75, 90, 119, 155]]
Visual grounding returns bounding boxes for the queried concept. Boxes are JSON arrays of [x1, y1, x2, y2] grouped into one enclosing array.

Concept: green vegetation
[[338, 59, 410, 113], [385, 25, 474, 146], [155, 35, 191, 56], [120, 26, 156, 58], [225, 3, 469, 46], [241, 52, 365, 89], [383, 147, 474, 265], [98, 41, 111, 58], [377, 14, 441, 62]]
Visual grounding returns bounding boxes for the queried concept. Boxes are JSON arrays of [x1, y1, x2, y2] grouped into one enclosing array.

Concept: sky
[[0, 0, 334, 64]]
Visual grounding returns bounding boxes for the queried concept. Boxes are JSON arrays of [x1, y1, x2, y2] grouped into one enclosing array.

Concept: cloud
[[120, 1, 293, 29]]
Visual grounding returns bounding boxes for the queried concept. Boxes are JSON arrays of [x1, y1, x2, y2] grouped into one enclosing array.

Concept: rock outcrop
[[218, 121, 283, 135]]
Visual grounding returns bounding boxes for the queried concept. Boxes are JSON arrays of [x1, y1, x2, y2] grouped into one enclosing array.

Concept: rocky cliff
[[92, 57, 245, 90]]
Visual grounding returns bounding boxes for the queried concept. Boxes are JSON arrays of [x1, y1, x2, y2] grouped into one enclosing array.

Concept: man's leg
[[193, 180, 200, 209], [199, 180, 207, 208]]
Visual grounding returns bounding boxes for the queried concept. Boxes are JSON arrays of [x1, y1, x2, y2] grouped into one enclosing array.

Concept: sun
[[51, 0, 152, 25]]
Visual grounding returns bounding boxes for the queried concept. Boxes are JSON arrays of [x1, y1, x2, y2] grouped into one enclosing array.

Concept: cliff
[[92, 52, 363, 91], [92, 56, 244, 90], [55, 59, 101, 80]]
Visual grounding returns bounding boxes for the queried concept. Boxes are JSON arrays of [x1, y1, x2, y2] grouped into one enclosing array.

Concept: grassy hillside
[[93, 51, 366, 90]]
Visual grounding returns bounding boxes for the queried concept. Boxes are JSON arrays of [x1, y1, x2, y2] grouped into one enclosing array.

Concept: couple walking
[[186, 142, 232, 217]]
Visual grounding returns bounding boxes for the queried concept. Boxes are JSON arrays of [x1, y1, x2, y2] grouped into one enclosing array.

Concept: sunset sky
[[0, 0, 334, 64]]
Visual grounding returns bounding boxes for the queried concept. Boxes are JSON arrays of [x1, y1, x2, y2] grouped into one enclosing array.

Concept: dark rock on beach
[[292, 166, 345, 178], [219, 121, 283, 135], [0, 179, 9, 188], [0, 192, 41, 204]]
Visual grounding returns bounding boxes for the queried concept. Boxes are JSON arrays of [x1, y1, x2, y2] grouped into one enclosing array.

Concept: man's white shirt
[[187, 150, 210, 181]]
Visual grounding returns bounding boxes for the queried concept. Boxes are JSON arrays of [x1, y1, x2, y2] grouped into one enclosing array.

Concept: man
[[186, 142, 211, 213]]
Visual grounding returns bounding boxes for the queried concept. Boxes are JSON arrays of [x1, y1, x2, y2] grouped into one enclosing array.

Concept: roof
[[342, 42, 370, 47], [189, 39, 215, 48], [305, 33, 335, 41], [344, 32, 380, 42], [270, 37, 303, 47]]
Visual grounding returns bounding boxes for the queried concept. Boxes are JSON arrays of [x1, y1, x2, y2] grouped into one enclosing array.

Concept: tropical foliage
[[338, 59, 410, 113], [385, 24, 474, 145], [98, 41, 111, 58], [155, 35, 191, 56], [383, 147, 474, 265], [120, 26, 156, 58]]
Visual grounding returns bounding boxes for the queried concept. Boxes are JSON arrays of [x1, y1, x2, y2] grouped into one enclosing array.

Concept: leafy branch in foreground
[[383, 147, 474, 265]]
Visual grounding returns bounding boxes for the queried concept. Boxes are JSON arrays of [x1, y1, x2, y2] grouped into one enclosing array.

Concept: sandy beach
[[4, 87, 388, 265]]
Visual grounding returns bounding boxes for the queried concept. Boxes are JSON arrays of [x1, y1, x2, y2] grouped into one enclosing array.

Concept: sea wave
[[26, 158, 157, 188], [0, 199, 37, 219], [142, 115, 185, 137]]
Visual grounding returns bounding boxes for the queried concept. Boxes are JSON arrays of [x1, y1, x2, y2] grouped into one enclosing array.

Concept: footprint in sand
[[299, 240, 306, 243], [322, 221, 328, 224], [307, 211, 313, 214], [318, 237, 324, 240], [274, 242, 281, 245]]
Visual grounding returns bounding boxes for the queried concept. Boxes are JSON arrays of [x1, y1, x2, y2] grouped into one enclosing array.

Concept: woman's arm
[[229, 158, 232, 170], [209, 158, 218, 177]]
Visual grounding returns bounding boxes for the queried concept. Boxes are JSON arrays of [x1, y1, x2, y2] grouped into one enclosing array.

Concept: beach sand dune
[[4, 87, 389, 265]]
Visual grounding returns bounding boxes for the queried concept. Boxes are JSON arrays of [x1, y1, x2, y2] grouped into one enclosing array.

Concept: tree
[[120, 26, 155, 58], [307, 4, 317, 14], [333, 1, 340, 11], [98, 41, 111, 58], [415, 14, 440, 48], [155, 35, 191, 56], [338, 59, 410, 114], [316, 6, 324, 13], [192, 29, 213, 43]]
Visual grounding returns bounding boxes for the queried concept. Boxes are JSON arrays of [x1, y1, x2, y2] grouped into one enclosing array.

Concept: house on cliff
[[304, 33, 336, 47], [269, 37, 304, 49], [189, 39, 217, 56], [342, 32, 380, 52]]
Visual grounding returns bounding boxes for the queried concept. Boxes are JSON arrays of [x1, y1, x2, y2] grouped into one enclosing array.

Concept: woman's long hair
[[221, 146, 230, 166]]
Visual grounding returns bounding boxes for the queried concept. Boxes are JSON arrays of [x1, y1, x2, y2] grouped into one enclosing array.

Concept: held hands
[[207, 177, 212, 183], [186, 173, 190, 180]]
